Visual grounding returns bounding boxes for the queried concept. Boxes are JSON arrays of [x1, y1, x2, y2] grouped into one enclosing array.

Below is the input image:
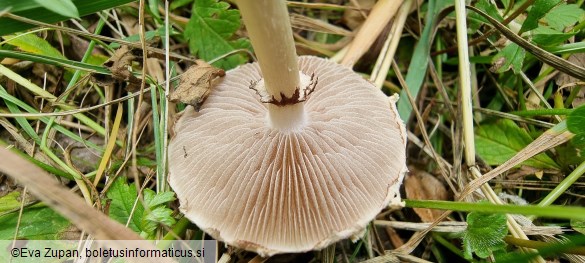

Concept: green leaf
[[571, 133, 585, 149], [145, 207, 176, 227], [3, 34, 66, 60], [0, 0, 137, 35], [568, 106, 585, 149], [0, 191, 25, 213], [567, 105, 585, 134], [543, 4, 585, 31], [32, 0, 79, 18], [140, 189, 176, 239], [170, 0, 192, 10], [143, 189, 175, 208], [463, 212, 507, 259], [493, 43, 525, 74], [472, 0, 504, 23], [519, 0, 561, 34], [0, 206, 71, 239], [106, 177, 144, 233], [572, 219, 585, 235], [397, 0, 438, 120], [184, 0, 250, 69], [475, 119, 559, 169], [532, 26, 577, 47]]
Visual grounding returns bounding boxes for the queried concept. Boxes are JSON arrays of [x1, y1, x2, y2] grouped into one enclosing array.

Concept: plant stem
[[503, 236, 585, 256], [404, 199, 585, 220], [537, 160, 585, 207], [237, 0, 306, 131], [238, 0, 299, 98]]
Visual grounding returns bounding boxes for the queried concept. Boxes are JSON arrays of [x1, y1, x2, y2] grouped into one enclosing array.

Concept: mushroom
[[168, 0, 407, 256]]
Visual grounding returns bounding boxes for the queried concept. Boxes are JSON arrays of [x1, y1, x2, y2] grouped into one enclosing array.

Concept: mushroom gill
[[169, 56, 407, 256]]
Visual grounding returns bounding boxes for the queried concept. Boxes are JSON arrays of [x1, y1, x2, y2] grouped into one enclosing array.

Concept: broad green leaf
[[463, 212, 507, 259], [184, 0, 250, 69], [145, 207, 176, 227], [170, 0, 192, 10], [571, 133, 585, 149], [148, 0, 161, 20], [140, 189, 176, 239], [543, 4, 585, 31], [0, 0, 137, 35], [3, 34, 66, 60], [475, 119, 559, 169], [143, 189, 175, 208], [532, 26, 577, 47], [519, 0, 561, 33], [568, 106, 585, 149], [107, 178, 176, 239], [106, 177, 144, 233], [0, 191, 23, 213], [572, 219, 585, 235], [567, 105, 585, 134], [32, 0, 79, 18], [557, 142, 585, 167], [139, 207, 177, 239], [0, 206, 71, 239], [472, 0, 503, 23], [492, 43, 525, 74]]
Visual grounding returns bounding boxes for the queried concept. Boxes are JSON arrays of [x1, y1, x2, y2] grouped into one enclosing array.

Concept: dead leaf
[[404, 167, 449, 222], [556, 54, 585, 107], [342, 0, 375, 30], [170, 60, 225, 111], [93, 45, 142, 86]]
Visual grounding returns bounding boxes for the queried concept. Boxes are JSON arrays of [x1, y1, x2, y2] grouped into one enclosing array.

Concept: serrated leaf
[[475, 119, 560, 169], [493, 43, 525, 74], [520, 0, 561, 33], [106, 177, 144, 233], [0, 206, 71, 239], [463, 212, 507, 259], [543, 4, 585, 31], [184, 0, 250, 69], [532, 26, 577, 47], [143, 189, 175, 208], [145, 207, 176, 227], [3, 34, 66, 60], [140, 207, 175, 239], [33, 0, 79, 18]]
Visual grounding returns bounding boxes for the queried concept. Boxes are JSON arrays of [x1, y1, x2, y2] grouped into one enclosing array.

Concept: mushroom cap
[[169, 56, 407, 256]]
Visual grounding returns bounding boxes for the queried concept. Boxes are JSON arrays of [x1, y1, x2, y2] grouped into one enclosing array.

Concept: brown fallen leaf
[[93, 45, 142, 86], [404, 167, 449, 222], [170, 60, 225, 111]]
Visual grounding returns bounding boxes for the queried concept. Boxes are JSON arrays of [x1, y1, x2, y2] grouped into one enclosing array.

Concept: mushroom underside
[[169, 56, 407, 256]]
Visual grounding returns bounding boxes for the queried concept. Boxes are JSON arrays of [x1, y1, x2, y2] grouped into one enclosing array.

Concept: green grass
[[0, 0, 584, 262]]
